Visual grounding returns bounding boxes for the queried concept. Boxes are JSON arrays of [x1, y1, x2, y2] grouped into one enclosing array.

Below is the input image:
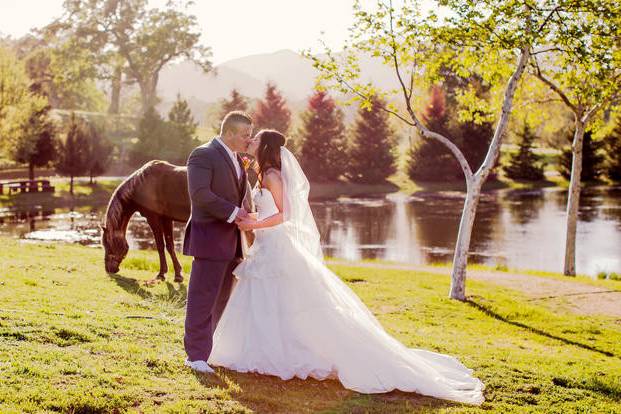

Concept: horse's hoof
[[144, 275, 165, 286], [174, 274, 184, 283]]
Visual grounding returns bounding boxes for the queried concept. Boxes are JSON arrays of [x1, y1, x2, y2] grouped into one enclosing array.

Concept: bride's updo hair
[[256, 129, 286, 188]]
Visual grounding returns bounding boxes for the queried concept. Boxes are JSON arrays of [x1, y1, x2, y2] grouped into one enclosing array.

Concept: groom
[[182, 111, 253, 373]]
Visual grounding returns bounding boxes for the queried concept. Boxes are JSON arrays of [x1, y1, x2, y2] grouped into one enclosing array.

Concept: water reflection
[[1, 186, 620, 275]]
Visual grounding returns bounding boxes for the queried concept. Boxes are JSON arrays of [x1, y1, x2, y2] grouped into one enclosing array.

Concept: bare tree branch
[[531, 55, 577, 112]]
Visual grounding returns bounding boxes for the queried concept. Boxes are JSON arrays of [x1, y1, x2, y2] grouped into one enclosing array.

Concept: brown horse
[[101, 160, 190, 283]]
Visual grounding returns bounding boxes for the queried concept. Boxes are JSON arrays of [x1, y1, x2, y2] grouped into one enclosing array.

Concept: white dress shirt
[[215, 137, 241, 223]]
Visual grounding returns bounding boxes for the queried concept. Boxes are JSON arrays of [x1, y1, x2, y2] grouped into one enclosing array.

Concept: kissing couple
[[181, 111, 484, 404]]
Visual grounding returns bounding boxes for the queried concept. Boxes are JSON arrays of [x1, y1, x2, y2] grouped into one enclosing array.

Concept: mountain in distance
[[157, 49, 403, 123]]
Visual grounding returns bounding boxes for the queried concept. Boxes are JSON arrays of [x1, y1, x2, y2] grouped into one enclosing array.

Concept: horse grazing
[[101, 160, 190, 283]]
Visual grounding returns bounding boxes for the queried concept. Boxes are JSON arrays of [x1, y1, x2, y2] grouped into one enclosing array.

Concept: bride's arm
[[238, 170, 284, 231]]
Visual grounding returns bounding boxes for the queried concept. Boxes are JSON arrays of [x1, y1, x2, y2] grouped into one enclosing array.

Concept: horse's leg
[[163, 218, 183, 283], [145, 213, 168, 284]]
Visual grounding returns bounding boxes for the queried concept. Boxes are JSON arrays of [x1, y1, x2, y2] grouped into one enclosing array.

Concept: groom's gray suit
[[183, 138, 251, 362]]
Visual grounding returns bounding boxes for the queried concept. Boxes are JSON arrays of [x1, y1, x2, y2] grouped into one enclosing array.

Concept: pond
[[1, 186, 620, 276]]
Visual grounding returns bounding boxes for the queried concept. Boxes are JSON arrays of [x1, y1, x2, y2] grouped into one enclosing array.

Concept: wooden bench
[[0, 180, 55, 195]]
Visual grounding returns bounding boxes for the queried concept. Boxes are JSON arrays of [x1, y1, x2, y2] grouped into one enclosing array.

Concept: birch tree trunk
[[449, 179, 482, 300], [445, 46, 530, 300], [563, 121, 585, 276]]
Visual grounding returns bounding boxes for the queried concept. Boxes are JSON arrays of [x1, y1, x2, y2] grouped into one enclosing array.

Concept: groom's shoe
[[184, 359, 215, 374]]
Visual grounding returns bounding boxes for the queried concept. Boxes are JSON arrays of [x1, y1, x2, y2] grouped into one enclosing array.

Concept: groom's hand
[[234, 208, 249, 224]]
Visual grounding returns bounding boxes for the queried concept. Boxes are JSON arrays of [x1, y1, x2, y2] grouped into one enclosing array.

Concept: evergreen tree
[[56, 113, 89, 194], [84, 123, 113, 184], [558, 130, 605, 182], [253, 82, 291, 134], [215, 89, 249, 133], [503, 122, 544, 181], [129, 106, 169, 166], [604, 118, 621, 182], [299, 90, 347, 182], [168, 94, 199, 164], [347, 95, 396, 183], [408, 85, 461, 181], [220, 89, 248, 116], [457, 117, 494, 173]]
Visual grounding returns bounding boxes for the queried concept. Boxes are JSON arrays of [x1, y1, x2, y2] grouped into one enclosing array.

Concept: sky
[[0, 0, 359, 64]]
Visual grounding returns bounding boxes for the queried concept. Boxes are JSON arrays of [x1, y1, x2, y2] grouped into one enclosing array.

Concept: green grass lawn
[[1, 238, 620, 413]]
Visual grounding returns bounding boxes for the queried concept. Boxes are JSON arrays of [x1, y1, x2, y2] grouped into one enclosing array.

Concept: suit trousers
[[184, 258, 239, 361]]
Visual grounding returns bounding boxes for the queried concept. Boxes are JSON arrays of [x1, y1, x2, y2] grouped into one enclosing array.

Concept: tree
[[220, 89, 248, 117], [130, 98, 197, 166], [253, 82, 291, 134], [13, 32, 105, 111], [84, 124, 113, 184], [604, 118, 621, 182], [408, 85, 462, 181], [129, 106, 168, 166], [212, 89, 249, 133], [21, 103, 57, 181], [59, 0, 212, 113], [56, 113, 89, 194], [558, 130, 605, 183], [529, 2, 621, 275], [299, 90, 347, 182], [167, 94, 199, 164], [311, 0, 560, 300], [503, 121, 545, 181], [347, 95, 396, 183], [0, 47, 58, 180]]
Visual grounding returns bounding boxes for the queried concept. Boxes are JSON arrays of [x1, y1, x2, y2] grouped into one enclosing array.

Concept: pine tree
[[299, 90, 347, 182], [214, 89, 249, 133], [604, 118, 621, 182], [558, 130, 605, 182], [503, 122, 544, 181], [220, 89, 248, 116], [56, 113, 89, 194], [253, 82, 291, 134], [129, 106, 169, 166], [457, 117, 494, 173], [84, 123, 113, 184], [168, 94, 199, 164], [347, 95, 396, 183], [408, 85, 462, 181]]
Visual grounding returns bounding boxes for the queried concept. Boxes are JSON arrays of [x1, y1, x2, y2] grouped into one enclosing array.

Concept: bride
[[208, 129, 484, 405]]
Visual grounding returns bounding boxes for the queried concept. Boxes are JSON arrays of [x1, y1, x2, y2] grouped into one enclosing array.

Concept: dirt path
[[327, 261, 621, 318]]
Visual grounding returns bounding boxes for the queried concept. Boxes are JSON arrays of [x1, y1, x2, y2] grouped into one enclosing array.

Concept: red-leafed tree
[[408, 85, 461, 181], [253, 82, 291, 134], [347, 95, 396, 183], [299, 90, 347, 182]]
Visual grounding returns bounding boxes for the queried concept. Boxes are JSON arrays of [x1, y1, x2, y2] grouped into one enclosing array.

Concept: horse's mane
[[103, 160, 164, 230]]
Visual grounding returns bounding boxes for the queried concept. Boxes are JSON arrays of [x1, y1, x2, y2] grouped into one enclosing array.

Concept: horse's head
[[101, 225, 129, 274]]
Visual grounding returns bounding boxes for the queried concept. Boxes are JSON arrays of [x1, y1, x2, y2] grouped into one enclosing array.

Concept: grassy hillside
[[0, 238, 619, 413]]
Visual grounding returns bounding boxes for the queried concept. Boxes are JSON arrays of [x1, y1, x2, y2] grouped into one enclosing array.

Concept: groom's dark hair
[[221, 111, 253, 136]]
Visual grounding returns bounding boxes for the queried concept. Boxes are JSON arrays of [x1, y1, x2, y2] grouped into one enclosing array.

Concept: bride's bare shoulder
[[263, 168, 282, 184], [262, 169, 283, 196]]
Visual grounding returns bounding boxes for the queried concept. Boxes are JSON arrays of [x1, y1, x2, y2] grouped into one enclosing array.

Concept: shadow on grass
[[198, 368, 455, 413], [109, 273, 187, 305], [466, 296, 617, 359], [553, 375, 621, 402]]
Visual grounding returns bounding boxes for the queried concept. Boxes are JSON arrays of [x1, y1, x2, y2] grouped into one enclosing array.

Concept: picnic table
[[0, 179, 55, 195]]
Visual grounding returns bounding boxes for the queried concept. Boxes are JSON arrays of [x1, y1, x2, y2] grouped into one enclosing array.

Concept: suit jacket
[[183, 138, 252, 260]]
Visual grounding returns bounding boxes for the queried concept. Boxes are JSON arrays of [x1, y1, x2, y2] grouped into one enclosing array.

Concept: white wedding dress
[[208, 149, 484, 405]]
